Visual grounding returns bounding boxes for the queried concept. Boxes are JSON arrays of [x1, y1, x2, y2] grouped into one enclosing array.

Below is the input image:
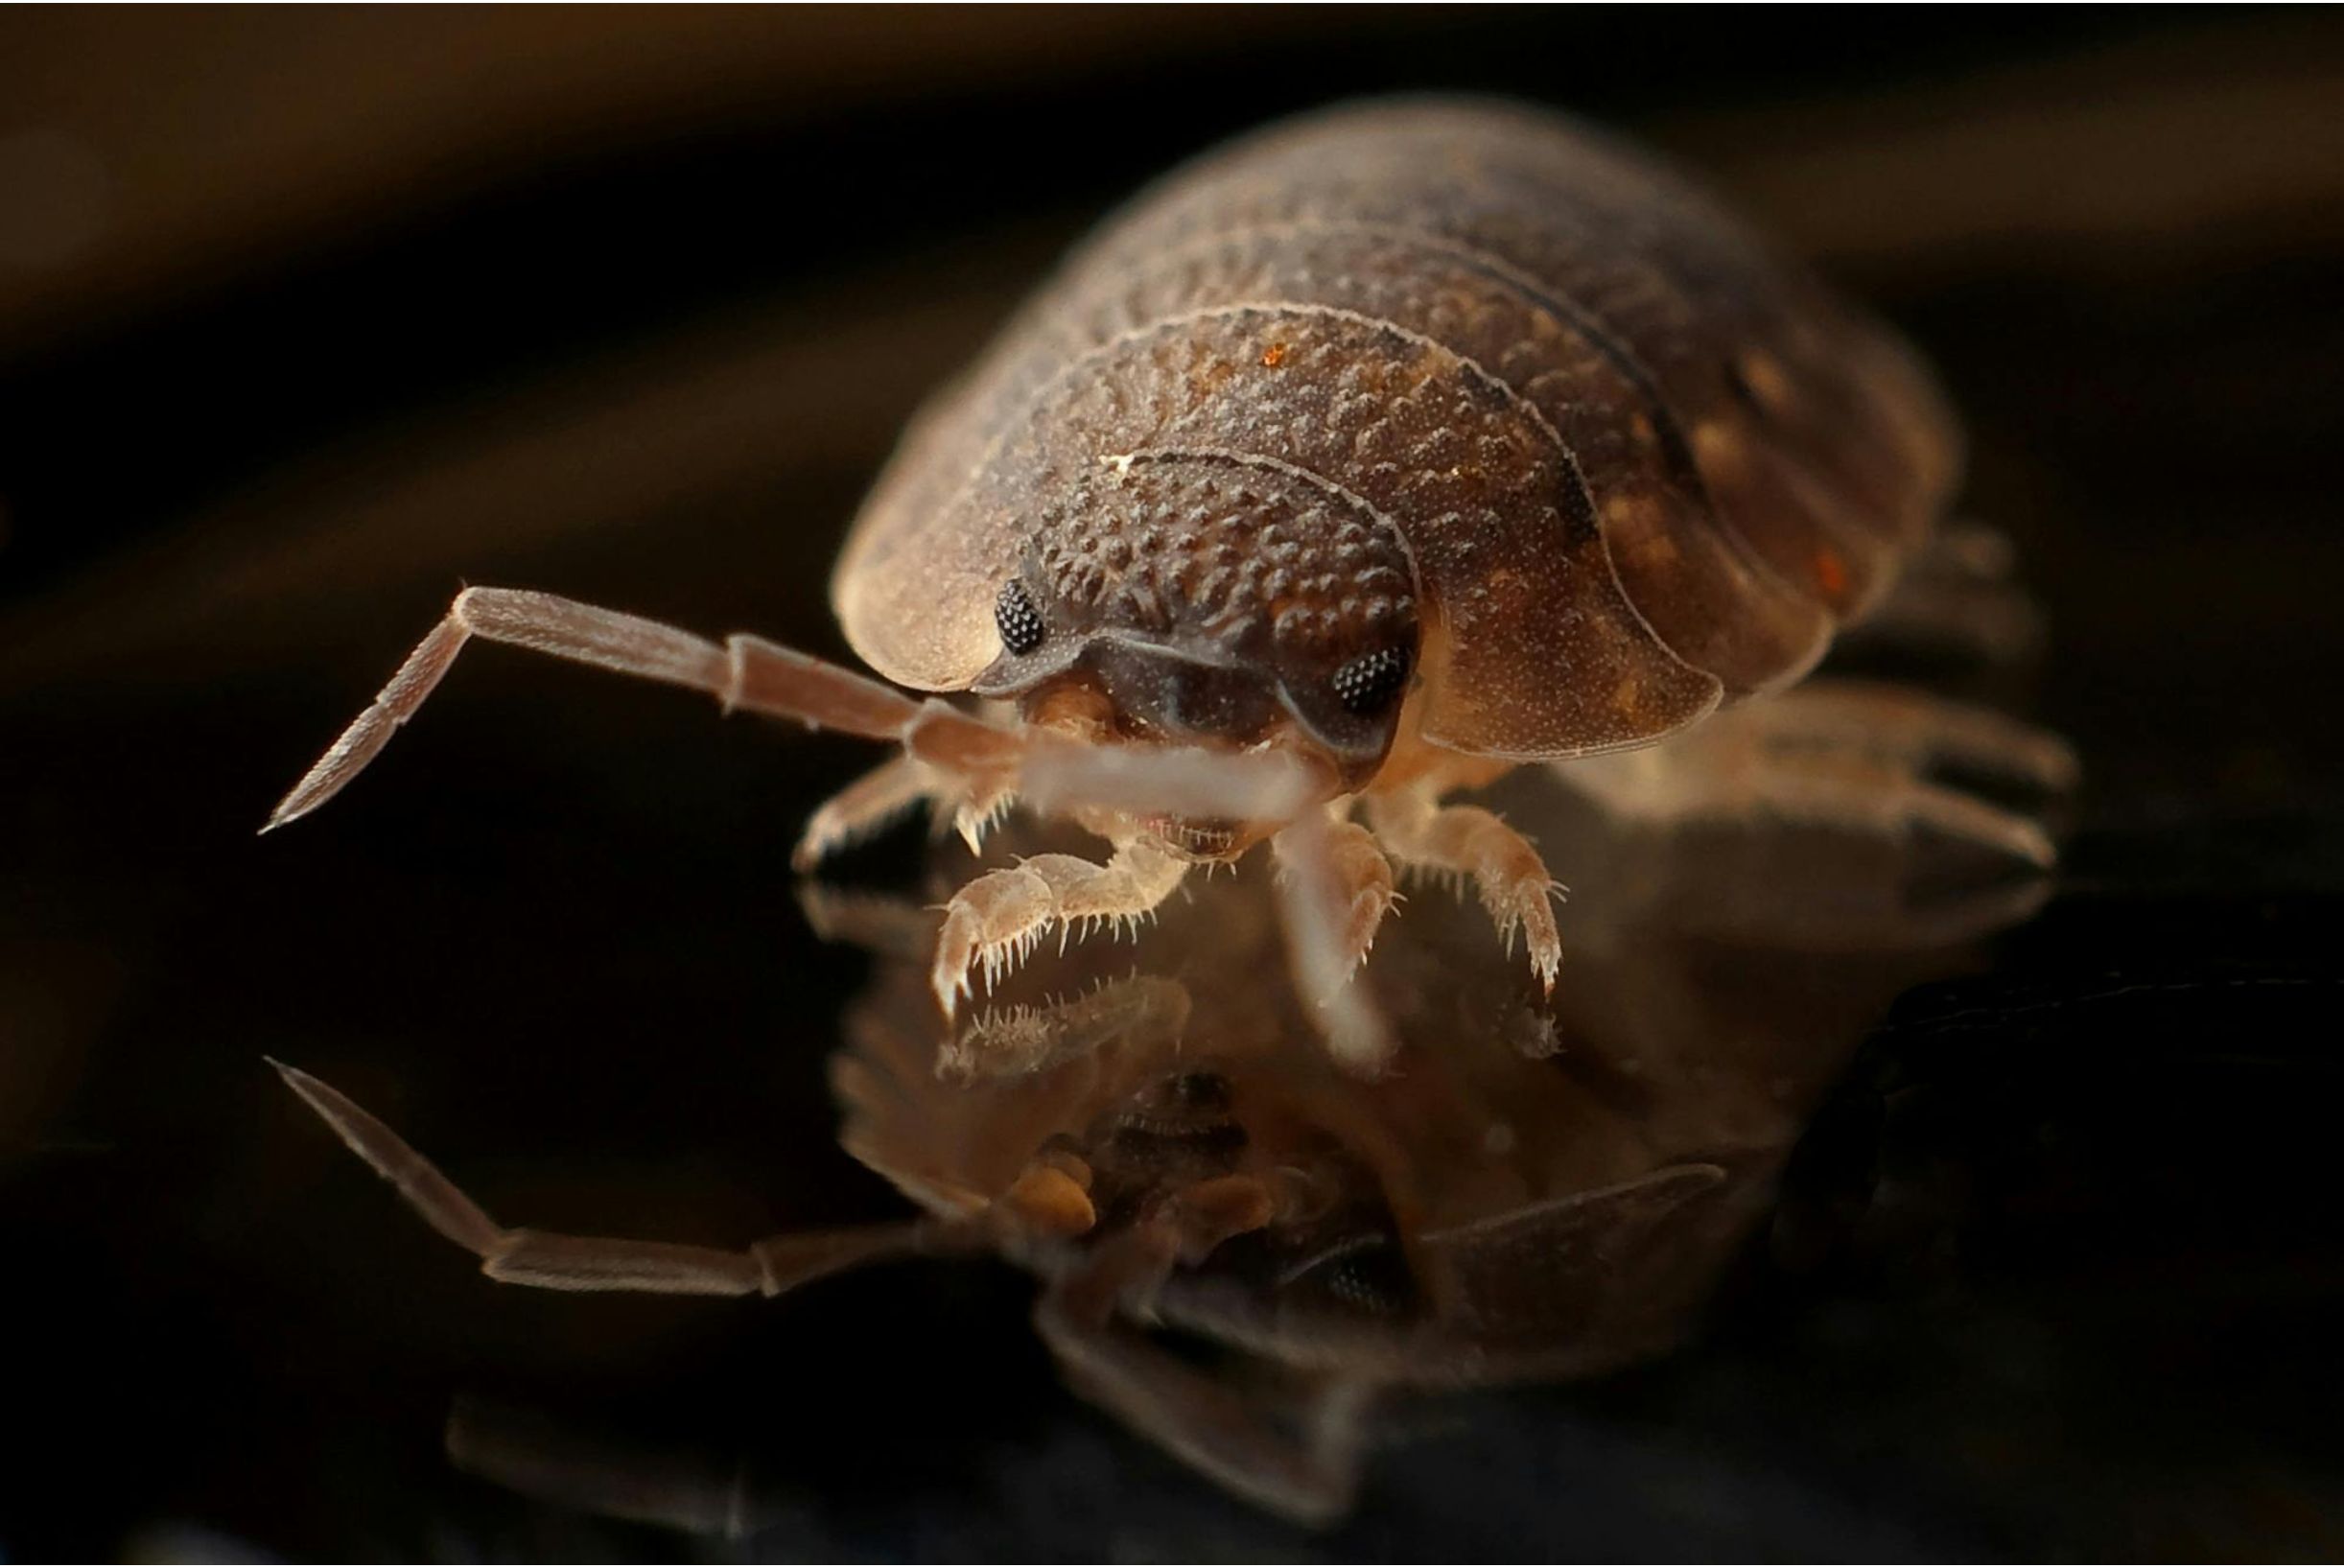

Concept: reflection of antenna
[[280, 656, 2072, 1527]]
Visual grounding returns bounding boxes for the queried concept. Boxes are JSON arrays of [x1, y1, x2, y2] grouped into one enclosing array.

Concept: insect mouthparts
[[1151, 815, 1242, 861]]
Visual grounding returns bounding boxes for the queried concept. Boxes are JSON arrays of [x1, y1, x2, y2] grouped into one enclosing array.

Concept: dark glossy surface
[[2, 10, 2340, 1559]]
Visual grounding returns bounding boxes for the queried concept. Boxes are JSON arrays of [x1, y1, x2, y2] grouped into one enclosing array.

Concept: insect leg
[[1027, 1161, 1364, 1522], [1273, 818, 1398, 980], [1363, 789, 1564, 994], [1560, 681, 2068, 870], [1727, 678, 2079, 799], [1036, 1287, 1372, 1527], [272, 1060, 950, 1296], [1836, 521, 2050, 673], [264, 587, 1019, 830], [791, 754, 940, 871], [929, 840, 1190, 1015], [1271, 812, 1398, 1071]]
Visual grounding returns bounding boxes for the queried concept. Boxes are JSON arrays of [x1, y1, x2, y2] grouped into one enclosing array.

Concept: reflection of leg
[[1563, 679, 2072, 869], [930, 840, 1190, 1013], [793, 881, 940, 960], [1038, 1287, 1372, 1527], [1367, 789, 1562, 992], [941, 972, 1193, 1081], [446, 1397, 766, 1539], [274, 1061, 938, 1295]]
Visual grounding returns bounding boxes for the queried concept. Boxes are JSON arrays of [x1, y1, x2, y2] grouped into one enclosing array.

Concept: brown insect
[[267, 98, 1981, 1066]]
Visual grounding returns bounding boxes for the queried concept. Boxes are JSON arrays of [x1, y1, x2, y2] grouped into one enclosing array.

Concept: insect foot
[[1367, 793, 1564, 994], [930, 842, 1191, 1014]]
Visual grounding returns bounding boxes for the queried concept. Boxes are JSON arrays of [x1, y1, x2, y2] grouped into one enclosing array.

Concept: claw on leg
[[929, 840, 1190, 1015], [1307, 820, 1400, 979], [1367, 790, 1563, 994]]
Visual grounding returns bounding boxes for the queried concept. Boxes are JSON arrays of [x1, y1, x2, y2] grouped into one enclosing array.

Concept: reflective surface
[[270, 678, 2069, 1531], [4, 9, 2343, 1559]]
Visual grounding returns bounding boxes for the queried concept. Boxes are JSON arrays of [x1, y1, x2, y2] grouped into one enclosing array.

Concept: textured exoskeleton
[[270, 99, 1987, 1066]]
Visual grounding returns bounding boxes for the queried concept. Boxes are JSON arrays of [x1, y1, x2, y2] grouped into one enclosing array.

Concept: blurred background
[[1, 7, 2339, 1558]]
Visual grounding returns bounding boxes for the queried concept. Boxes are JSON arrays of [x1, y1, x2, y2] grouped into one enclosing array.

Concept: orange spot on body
[[1261, 341, 1288, 368], [1814, 547, 1847, 599]]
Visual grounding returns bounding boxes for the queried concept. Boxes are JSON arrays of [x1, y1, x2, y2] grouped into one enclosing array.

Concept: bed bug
[[266, 97, 1979, 1067]]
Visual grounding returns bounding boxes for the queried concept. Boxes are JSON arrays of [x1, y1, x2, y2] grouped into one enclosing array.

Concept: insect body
[[269, 99, 1963, 1067]]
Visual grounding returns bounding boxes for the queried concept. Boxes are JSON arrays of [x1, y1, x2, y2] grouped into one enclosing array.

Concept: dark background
[[2, 7, 2339, 1559]]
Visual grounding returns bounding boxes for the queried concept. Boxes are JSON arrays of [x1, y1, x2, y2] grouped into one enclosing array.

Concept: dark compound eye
[[1330, 646, 1411, 716], [995, 578, 1045, 656]]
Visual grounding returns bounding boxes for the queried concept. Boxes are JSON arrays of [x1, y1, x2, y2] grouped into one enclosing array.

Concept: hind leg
[[1709, 677, 2077, 799], [1561, 679, 2074, 871], [1836, 520, 2050, 671]]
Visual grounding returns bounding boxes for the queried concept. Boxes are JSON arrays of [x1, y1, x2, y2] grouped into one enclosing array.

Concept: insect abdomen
[[836, 99, 1957, 758]]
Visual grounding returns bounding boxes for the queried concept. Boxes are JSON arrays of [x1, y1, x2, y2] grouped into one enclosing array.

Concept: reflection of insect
[[275, 709, 2067, 1525], [268, 98, 1974, 1065]]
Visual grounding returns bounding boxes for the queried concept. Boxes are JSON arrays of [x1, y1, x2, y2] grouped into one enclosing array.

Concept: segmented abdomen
[[838, 99, 1958, 757]]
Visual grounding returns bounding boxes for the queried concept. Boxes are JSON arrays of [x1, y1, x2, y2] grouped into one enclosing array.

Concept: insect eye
[[1330, 646, 1410, 716], [995, 578, 1045, 656]]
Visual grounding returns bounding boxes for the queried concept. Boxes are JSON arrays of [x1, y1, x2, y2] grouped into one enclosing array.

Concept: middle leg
[[1365, 786, 1563, 992]]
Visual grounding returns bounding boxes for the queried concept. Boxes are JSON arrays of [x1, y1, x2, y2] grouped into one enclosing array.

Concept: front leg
[[1365, 787, 1563, 993], [930, 838, 1191, 1014]]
